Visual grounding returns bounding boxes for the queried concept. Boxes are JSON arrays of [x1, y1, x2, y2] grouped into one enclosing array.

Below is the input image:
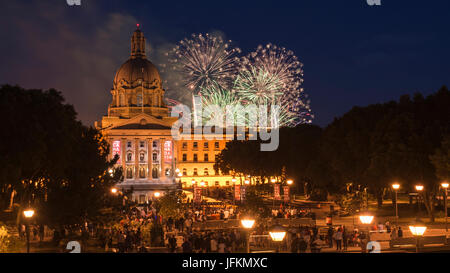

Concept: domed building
[[96, 26, 180, 203], [96, 26, 236, 204]]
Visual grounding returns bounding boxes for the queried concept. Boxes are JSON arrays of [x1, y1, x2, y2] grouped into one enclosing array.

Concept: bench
[[390, 236, 447, 248]]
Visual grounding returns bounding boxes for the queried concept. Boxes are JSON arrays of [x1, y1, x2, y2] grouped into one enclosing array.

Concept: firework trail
[[168, 33, 241, 95]]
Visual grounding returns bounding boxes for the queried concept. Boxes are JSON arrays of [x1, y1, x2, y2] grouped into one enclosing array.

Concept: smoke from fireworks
[[167, 33, 241, 95]]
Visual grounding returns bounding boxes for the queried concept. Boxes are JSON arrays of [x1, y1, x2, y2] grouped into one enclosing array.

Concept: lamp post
[[359, 213, 374, 249], [392, 184, 400, 225], [241, 218, 255, 253], [23, 209, 35, 253], [111, 187, 118, 194], [269, 225, 286, 253], [415, 185, 424, 216], [409, 220, 427, 253], [441, 182, 449, 232]]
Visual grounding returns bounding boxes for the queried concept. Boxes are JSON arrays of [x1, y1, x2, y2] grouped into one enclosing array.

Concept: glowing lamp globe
[[287, 179, 293, 185], [111, 188, 118, 194], [441, 182, 449, 189], [244, 180, 250, 185], [23, 209, 35, 218], [269, 225, 287, 242], [409, 223, 427, 236], [271, 178, 277, 183], [154, 192, 161, 198], [241, 219, 255, 229], [200, 181, 205, 187], [415, 185, 424, 191], [392, 184, 400, 190], [359, 215, 374, 225]]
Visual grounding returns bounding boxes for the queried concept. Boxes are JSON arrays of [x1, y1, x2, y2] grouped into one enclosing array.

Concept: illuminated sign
[[112, 140, 121, 164], [234, 185, 241, 201], [274, 184, 281, 200], [164, 140, 172, 163], [283, 186, 290, 202]]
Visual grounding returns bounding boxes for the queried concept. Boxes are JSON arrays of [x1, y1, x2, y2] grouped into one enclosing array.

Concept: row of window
[[182, 141, 220, 150], [127, 141, 159, 149], [126, 151, 158, 162], [182, 181, 232, 187], [125, 167, 171, 179], [181, 168, 216, 176], [182, 153, 218, 162]]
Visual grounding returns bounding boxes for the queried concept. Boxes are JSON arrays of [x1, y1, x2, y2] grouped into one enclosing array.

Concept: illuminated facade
[[95, 27, 234, 202]]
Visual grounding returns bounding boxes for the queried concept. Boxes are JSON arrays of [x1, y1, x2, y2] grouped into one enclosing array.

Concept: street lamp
[[441, 182, 449, 231], [409, 220, 427, 253], [392, 183, 400, 224], [154, 192, 161, 198], [241, 218, 255, 253], [200, 181, 205, 187], [111, 187, 118, 194], [415, 185, 424, 215], [244, 180, 250, 185], [23, 209, 35, 253], [286, 179, 293, 185], [269, 225, 287, 253], [271, 178, 277, 183]]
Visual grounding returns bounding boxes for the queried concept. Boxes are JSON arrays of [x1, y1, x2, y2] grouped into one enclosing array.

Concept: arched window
[[137, 93, 143, 106], [204, 168, 209, 176], [140, 152, 145, 162], [126, 168, 133, 179], [193, 168, 198, 176], [152, 167, 159, 179], [139, 167, 146, 178], [120, 93, 125, 106], [127, 152, 133, 162]]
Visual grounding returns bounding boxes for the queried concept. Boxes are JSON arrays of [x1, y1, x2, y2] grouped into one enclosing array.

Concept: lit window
[[139, 167, 146, 178]]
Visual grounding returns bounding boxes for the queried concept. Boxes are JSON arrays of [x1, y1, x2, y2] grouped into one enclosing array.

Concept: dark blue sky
[[1, 0, 449, 127]]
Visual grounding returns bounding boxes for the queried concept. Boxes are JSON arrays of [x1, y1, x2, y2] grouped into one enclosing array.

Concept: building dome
[[114, 58, 161, 86], [113, 26, 161, 87]]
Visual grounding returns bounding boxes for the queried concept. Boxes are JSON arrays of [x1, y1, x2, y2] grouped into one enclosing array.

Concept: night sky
[[1, 0, 449, 127]]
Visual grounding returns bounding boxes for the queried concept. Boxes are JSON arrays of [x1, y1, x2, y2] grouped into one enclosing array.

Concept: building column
[[135, 138, 139, 180], [148, 138, 152, 180], [121, 138, 127, 179], [160, 138, 165, 178]]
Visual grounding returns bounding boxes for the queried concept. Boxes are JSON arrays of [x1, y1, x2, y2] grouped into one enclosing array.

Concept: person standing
[[327, 227, 334, 248], [397, 227, 403, 238], [334, 228, 343, 251]]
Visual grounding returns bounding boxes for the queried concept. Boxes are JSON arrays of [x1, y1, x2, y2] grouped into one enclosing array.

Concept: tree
[[0, 85, 121, 228]]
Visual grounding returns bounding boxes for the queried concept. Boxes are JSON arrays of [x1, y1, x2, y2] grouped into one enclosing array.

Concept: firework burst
[[238, 43, 311, 126], [168, 33, 241, 94]]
